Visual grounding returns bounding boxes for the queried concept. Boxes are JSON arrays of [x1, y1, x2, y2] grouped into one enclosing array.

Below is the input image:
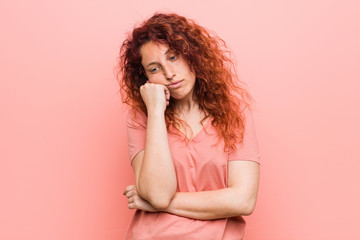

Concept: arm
[[125, 160, 260, 220], [163, 160, 260, 219], [125, 103, 259, 216], [131, 83, 177, 210], [163, 108, 261, 219]]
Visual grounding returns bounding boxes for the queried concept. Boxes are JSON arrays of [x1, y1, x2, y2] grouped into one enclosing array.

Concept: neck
[[174, 94, 198, 113]]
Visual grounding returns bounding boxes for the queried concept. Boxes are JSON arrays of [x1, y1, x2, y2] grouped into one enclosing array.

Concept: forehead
[[140, 41, 170, 64]]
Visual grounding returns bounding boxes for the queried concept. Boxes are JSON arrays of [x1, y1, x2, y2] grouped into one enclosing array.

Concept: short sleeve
[[126, 109, 147, 163], [228, 106, 261, 164]]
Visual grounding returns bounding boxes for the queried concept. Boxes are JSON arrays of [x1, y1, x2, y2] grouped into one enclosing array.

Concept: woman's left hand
[[123, 185, 158, 212]]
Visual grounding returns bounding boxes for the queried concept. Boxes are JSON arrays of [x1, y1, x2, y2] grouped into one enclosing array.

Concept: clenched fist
[[123, 185, 158, 212], [140, 83, 170, 113]]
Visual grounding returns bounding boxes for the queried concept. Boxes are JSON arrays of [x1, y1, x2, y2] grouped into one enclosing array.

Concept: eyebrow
[[145, 49, 173, 68]]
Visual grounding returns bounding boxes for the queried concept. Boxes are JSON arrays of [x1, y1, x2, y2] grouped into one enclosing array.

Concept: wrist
[[147, 109, 165, 119]]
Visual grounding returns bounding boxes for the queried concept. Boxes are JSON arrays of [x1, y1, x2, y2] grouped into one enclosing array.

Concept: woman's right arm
[[131, 83, 177, 210]]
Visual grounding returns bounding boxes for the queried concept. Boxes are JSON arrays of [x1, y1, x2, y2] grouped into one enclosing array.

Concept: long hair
[[116, 12, 253, 152]]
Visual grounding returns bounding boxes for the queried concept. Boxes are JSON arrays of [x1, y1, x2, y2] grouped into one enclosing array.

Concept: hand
[[123, 185, 158, 212], [140, 83, 170, 113]]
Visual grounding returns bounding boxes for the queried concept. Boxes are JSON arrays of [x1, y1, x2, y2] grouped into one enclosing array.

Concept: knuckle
[[125, 185, 134, 193]]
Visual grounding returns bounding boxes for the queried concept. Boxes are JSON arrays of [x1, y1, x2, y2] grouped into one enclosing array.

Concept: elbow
[[241, 204, 255, 216], [138, 185, 175, 210], [137, 175, 177, 210], [147, 187, 176, 210], [239, 199, 257, 216], [233, 196, 257, 216], [148, 196, 172, 210]]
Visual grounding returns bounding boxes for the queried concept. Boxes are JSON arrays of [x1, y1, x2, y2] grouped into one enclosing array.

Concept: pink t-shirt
[[125, 107, 261, 240]]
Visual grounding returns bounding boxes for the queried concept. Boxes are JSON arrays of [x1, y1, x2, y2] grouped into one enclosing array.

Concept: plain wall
[[1, 0, 359, 239]]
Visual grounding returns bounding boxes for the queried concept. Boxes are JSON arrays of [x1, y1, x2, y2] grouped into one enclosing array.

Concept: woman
[[118, 12, 261, 240]]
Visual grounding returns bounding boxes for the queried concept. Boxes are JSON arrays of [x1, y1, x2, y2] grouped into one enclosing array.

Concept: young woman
[[118, 12, 261, 240]]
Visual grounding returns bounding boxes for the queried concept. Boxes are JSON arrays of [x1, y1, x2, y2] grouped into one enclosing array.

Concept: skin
[[140, 41, 196, 105], [123, 40, 260, 218]]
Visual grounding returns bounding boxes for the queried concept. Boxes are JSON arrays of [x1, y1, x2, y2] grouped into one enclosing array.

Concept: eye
[[149, 67, 159, 73], [169, 55, 177, 61]]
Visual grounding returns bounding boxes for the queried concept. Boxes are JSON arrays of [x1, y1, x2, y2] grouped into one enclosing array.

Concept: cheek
[[147, 74, 164, 84], [188, 72, 196, 84], [183, 64, 195, 78]]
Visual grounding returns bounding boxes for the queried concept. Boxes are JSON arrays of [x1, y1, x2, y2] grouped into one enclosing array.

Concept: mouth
[[167, 80, 184, 89]]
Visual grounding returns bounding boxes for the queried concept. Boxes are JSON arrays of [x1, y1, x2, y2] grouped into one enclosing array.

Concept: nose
[[163, 64, 175, 80]]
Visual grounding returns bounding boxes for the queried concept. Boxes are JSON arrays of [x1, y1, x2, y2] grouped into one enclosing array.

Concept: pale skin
[[123, 41, 260, 219]]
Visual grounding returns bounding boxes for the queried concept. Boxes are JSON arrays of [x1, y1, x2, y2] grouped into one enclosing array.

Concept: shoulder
[[241, 104, 255, 125], [127, 108, 147, 128], [228, 104, 261, 163]]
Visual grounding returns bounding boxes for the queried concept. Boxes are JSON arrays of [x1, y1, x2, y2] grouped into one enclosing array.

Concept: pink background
[[1, 0, 359, 239]]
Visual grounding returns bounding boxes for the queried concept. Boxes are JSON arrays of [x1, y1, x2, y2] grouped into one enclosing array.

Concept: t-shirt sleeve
[[228, 106, 261, 164], [126, 109, 147, 164]]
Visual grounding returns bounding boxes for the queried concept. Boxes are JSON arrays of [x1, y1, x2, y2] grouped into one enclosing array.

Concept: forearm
[[164, 187, 256, 220], [138, 111, 177, 208]]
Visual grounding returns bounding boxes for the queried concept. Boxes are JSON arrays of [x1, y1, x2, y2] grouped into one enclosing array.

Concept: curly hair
[[116, 12, 253, 152]]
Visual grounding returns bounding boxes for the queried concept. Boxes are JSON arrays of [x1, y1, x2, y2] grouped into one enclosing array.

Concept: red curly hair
[[116, 12, 253, 152]]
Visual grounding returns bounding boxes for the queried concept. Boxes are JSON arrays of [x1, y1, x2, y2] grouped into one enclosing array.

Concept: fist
[[140, 83, 170, 113], [123, 185, 158, 212]]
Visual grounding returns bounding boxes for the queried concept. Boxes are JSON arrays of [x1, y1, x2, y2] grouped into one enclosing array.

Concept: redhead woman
[[118, 12, 261, 240]]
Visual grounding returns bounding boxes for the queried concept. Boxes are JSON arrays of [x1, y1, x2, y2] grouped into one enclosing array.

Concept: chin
[[170, 95, 182, 100], [170, 87, 193, 101]]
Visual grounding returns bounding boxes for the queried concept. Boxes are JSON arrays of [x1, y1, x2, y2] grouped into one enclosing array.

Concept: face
[[139, 41, 196, 101]]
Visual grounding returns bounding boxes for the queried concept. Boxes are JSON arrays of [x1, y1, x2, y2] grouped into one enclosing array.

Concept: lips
[[167, 80, 184, 89]]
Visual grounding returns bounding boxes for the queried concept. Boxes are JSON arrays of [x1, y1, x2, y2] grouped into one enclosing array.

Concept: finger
[[128, 203, 135, 209], [125, 190, 135, 198], [123, 185, 135, 195], [128, 196, 134, 204], [163, 86, 170, 101]]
